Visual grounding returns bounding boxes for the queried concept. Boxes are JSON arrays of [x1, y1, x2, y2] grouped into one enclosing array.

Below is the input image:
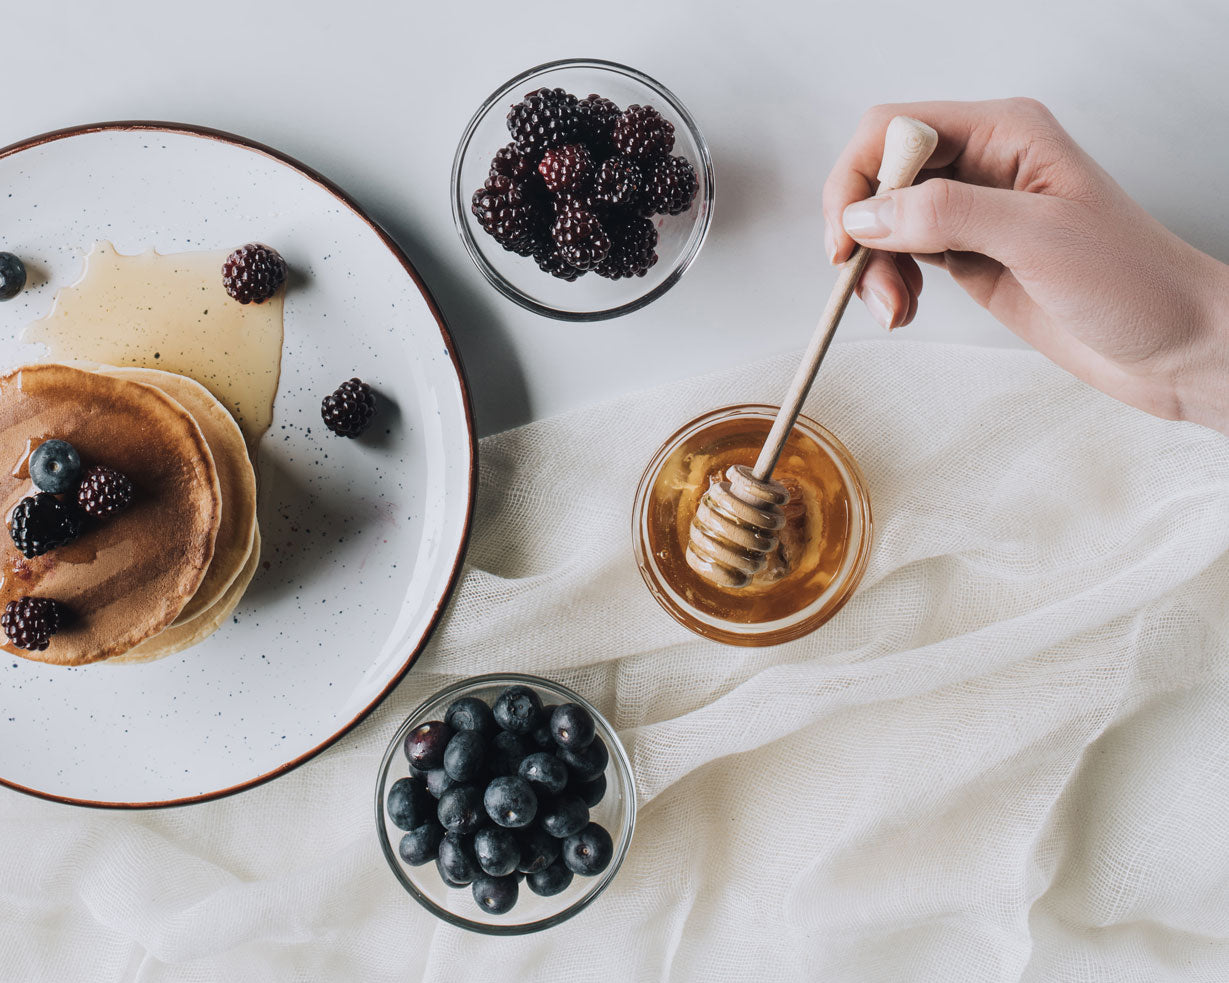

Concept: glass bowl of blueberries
[[451, 58, 715, 321], [375, 673, 636, 934]]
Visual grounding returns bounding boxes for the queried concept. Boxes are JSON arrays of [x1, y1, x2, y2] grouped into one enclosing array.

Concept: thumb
[[841, 178, 1057, 265]]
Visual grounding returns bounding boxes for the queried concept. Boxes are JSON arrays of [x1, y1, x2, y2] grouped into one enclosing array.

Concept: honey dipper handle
[[752, 116, 939, 481]]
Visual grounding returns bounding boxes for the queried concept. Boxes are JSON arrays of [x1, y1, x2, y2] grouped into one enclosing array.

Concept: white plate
[[0, 122, 475, 807]]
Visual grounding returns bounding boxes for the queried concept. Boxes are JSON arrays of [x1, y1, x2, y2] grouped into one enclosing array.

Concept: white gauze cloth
[[2, 340, 1228, 982]]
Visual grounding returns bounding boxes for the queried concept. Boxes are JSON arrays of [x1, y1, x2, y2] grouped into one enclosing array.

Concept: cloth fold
[[2, 340, 1227, 982]]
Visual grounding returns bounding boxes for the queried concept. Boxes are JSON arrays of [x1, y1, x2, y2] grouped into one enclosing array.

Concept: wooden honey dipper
[[685, 116, 939, 589]]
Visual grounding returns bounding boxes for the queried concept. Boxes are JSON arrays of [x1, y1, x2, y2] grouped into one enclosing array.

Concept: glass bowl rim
[[631, 403, 874, 646], [450, 57, 715, 322], [375, 671, 637, 935]]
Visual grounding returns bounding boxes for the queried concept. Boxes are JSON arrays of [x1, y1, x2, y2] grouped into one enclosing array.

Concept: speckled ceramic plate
[[0, 122, 475, 807]]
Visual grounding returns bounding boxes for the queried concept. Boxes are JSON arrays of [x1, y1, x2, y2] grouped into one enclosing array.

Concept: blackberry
[[489, 143, 538, 183], [538, 144, 592, 193], [551, 198, 611, 271], [595, 216, 658, 280], [591, 155, 642, 209], [533, 242, 585, 282], [506, 87, 580, 154], [8, 493, 83, 558], [471, 175, 548, 256], [221, 243, 286, 305], [0, 252, 27, 301], [1, 596, 64, 651], [640, 154, 698, 216], [611, 105, 675, 160], [321, 377, 377, 438], [575, 94, 621, 154], [76, 465, 134, 519]]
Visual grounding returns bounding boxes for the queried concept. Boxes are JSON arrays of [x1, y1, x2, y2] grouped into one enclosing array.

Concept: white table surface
[[5, 0, 1227, 437]]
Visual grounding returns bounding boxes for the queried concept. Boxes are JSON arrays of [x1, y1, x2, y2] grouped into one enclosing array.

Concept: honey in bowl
[[634, 405, 872, 646]]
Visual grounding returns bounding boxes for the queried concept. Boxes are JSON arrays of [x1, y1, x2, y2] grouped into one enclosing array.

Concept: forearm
[[1175, 256, 1229, 435]]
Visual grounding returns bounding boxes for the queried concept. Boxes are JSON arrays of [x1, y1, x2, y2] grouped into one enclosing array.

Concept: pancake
[[0, 363, 221, 666], [111, 524, 261, 664], [103, 366, 257, 624]]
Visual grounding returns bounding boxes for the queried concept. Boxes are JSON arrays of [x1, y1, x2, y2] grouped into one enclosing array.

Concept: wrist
[[1174, 257, 1229, 435]]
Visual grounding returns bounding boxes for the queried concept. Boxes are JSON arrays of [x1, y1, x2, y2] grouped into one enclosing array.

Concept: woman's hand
[[822, 98, 1229, 433]]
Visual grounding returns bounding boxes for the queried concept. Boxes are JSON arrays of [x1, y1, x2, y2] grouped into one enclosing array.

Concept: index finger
[[821, 98, 1049, 264]]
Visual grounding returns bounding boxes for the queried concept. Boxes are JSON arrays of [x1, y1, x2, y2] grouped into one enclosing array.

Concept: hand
[[822, 98, 1229, 433]]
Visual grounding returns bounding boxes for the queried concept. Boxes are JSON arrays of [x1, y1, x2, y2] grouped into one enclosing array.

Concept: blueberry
[[557, 736, 608, 782], [443, 730, 487, 783], [518, 751, 568, 795], [398, 823, 444, 866], [404, 720, 453, 771], [572, 773, 607, 809], [445, 695, 496, 736], [472, 874, 519, 915], [490, 730, 530, 776], [0, 253, 26, 301], [516, 825, 561, 874], [550, 703, 596, 751], [425, 767, 458, 800], [28, 440, 82, 495], [562, 823, 614, 877], [386, 776, 432, 831], [539, 793, 589, 839], [483, 776, 538, 828], [474, 826, 521, 877], [437, 785, 485, 834], [492, 685, 544, 735], [529, 705, 558, 750], [437, 832, 479, 885], [527, 859, 574, 897]]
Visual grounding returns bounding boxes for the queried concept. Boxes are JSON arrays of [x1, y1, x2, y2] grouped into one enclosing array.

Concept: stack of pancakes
[[0, 363, 259, 666]]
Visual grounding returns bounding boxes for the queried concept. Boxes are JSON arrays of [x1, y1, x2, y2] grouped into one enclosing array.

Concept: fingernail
[[823, 223, 837, 264], [842, 196, 894, 238], [864, 289, 895, 330]]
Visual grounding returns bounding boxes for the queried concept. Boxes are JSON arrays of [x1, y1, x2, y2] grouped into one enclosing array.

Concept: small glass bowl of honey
[[632, 405, 872, 646]]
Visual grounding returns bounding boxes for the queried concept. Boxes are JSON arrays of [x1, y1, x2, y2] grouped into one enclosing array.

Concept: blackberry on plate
[[640, 154, 699, 216], [471, 174, 548, 256], [9, 492, 83, 558], [489, 142, 538, 183], [533, 242, 585, 282], [592, 155, 642, 209], [506, 87, 581, 154], [2, 596, 64, 651], [221, 243, 286, 305], [321, 377, 377, 438], [0, 252, 26, 301], [575, 94, 621, 154], [77, 465, 134, 519], [611, 104, 675, 159], [595, 216, 658, 280], [538, 144, 593, 194], [551, 197, 611, 271], [28, 439, 81, 495]]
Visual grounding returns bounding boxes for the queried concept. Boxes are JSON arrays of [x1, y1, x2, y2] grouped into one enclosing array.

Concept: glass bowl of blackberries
[[452, 58, 714, 321], [375, 673, 636, 934]]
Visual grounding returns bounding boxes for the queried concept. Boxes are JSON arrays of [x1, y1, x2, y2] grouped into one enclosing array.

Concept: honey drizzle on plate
[[23, 241, 284, 449]]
